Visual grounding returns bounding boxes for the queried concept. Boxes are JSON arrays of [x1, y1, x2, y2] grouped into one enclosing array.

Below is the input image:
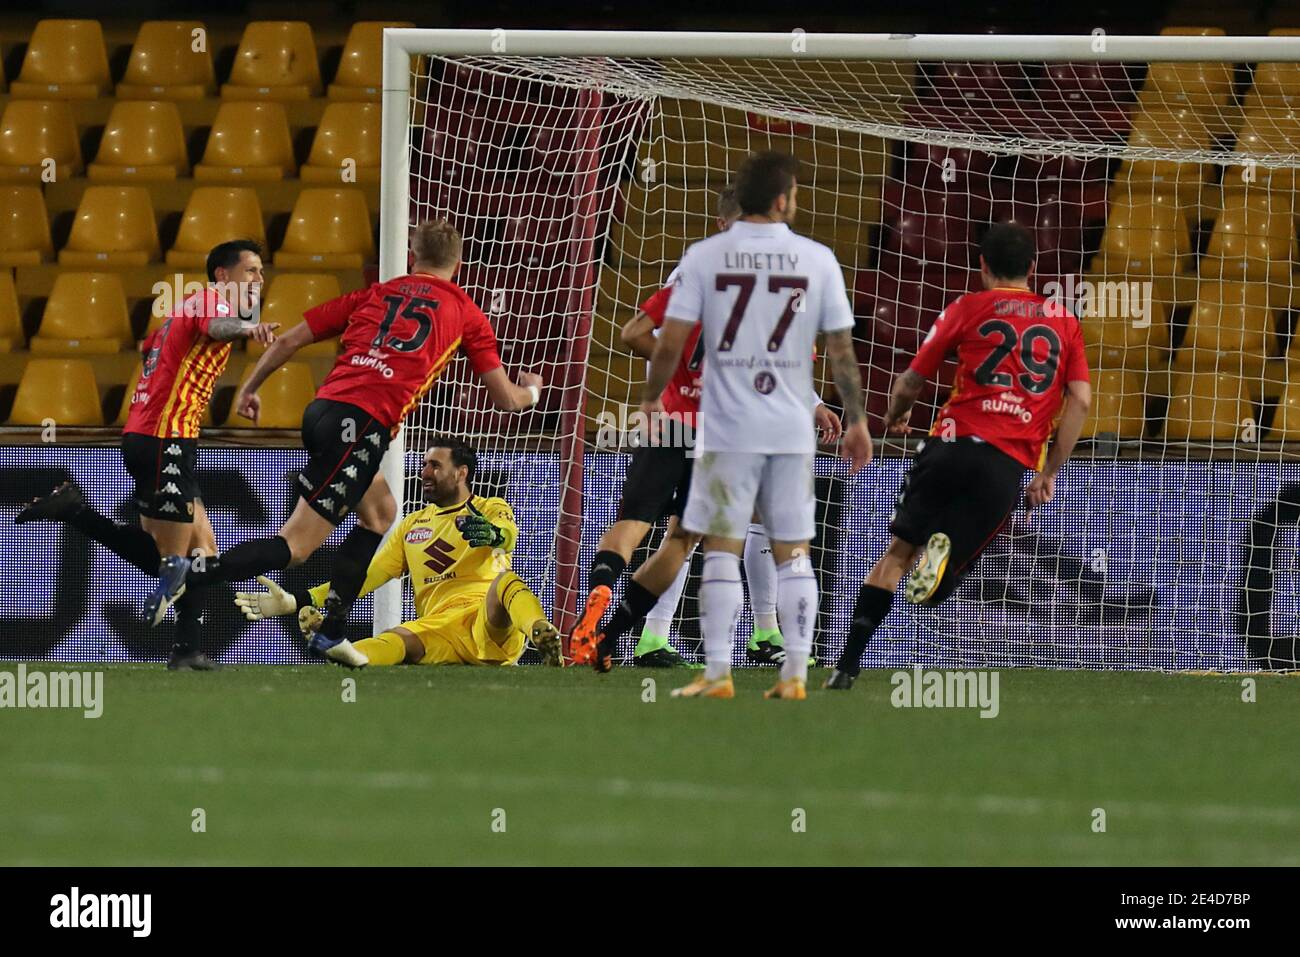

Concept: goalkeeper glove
[[234, 575, 298, 621], [456, 513, 506, 549]]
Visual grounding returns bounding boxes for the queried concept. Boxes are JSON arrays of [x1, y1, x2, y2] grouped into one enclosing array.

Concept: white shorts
[[682, 451, 815, 542]]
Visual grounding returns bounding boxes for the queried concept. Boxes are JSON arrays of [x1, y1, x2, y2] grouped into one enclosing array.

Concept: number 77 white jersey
[[663, 219, 854, 455]]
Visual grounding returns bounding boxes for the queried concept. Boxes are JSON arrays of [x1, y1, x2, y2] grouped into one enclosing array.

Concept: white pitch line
[[11, 760, 1300, 829]]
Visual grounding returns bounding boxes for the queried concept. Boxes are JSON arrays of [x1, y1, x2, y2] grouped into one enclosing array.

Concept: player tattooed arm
[[882, 369, 927, 434], [824, 328, 873, 473], [207, 315, 279, 346], [232, 323, 315, 422], [620, 311, 658, 360], [1025, 379, 1092, 511]]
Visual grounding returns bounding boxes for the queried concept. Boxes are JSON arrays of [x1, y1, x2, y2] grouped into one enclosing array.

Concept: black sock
[[189, 535, 292, 586], [837, 584, 894, 675], [291, 588, 315, 610], [318, 526, 384, 638], [588, 550, 627, 590], [172, 584, 207, 656], [67, 507, 162, 575], [602, 579, 660, 645]]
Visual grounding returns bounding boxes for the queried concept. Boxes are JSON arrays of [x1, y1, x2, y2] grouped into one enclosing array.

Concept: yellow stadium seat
[[1095, 201, 1192, 276], [0, 270, 22, 352], [328, 21, 413, 100], [250, 273, 340, 356], [59, 187, 161, 267], [222, 22, 322, 100], [87, 101, 190, 181], [10, 20, 110, 99], [0, 186, 54, 266], [194, 102, 296, 181], [8, 358, 104, 426], [1163, 369, 1253, 441], [1078, 273, 1169, 372], [275, 189, 374, 269], [1142, 51, 1233, 109], [1082, 369, 1146, 439], [0, 100, 82, 182], [1201, 190, 1297, 285], [117, 21, 216, 100], [1176, 281, 1278, 376], [1242, 29, 1300, 113], [1114, 108, 1213, 204], [1231, 108, 1300, 191], [30, 273, 133, 354], [225, 361, 315, 428], [115, 363, 142, 425], [301, 102, 380, 184], [166, 188, 266, 269]]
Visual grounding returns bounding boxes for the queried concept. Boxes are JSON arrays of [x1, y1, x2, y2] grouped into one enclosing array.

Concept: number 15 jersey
[[910, 287, 1090, 471], [304, 273, 504, 432], [664, 220, 854, 455]]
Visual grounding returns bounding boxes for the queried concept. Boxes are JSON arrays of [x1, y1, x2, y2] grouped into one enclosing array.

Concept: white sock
[[776, 558, 818, 682], [699, 551, 742, 681], [643, 555, 692, 638], [743, 524, 780, 632]]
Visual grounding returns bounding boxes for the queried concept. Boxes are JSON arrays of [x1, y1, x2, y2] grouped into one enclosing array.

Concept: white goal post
[[375, 28, 1300, 671]]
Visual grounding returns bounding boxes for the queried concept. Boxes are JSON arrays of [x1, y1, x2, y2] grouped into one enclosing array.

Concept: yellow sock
[[495, 572, 547, 634], [354, 631, 406, 666]]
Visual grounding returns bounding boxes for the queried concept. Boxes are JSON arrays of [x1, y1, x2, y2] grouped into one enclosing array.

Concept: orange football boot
[[764, 677, 807, 700], [568, 584, 611, 665]]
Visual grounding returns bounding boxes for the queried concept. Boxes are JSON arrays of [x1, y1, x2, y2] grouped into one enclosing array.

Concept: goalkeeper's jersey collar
[[432, 495, 477, 516]]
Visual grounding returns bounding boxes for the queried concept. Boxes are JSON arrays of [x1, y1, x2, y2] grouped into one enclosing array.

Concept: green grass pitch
[[2, 663, 1297, 865]]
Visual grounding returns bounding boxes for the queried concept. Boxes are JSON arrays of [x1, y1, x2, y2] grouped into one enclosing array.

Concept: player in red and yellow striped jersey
[[176, 220, 545, 668], [17, 240, 276, 669], [233, 438, 563, 667]]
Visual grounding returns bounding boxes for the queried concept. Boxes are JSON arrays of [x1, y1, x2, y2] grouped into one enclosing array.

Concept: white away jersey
[[663, 220, 854, 454]]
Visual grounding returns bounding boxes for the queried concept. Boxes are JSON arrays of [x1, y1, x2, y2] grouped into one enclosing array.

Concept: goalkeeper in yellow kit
[[233, 436, 563, 668]]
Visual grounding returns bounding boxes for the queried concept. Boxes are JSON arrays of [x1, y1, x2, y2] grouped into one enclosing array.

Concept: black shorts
[[122, 433, 201, 522], [619, 441, 694, 524], [890, 437, 1025, 605], [297, 398, 391, 525]]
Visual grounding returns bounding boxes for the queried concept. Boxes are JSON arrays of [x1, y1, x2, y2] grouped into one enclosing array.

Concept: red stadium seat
[[928, 61, 1034, 103], [1037, 62, 1138, 106]]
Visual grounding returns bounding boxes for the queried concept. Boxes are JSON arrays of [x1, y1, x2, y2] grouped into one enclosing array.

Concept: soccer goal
[[377, 29, 1300, 671]]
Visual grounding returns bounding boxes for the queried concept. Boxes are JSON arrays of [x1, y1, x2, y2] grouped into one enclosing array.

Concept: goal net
[[382, 30, 1300, 671]]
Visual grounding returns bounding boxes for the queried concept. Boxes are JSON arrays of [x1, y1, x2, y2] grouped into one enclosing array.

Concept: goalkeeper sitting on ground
[[235, 435, 563, 668]]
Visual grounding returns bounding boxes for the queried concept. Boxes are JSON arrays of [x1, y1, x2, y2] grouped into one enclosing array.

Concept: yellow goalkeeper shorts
[[401, 596, 524, 666]]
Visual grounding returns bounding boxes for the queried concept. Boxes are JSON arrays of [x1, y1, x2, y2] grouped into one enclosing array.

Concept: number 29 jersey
[[910, 287, 1090, 471], [303, 273, 504, 432], [664, 220, 854, 455]]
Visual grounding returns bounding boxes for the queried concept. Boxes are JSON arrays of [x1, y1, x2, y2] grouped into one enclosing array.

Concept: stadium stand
[[8, 358, 104, 425]]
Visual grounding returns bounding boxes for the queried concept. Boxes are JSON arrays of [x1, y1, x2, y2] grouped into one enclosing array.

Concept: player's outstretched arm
[[824, 328, 873, 473], [232, 323, 314, 422], [207, 316, 280, 346], [620, 311, 658, 360], [1025, 379, 1092, 511], [480, 366, 544, 411], [883, 368, 926, 434]]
